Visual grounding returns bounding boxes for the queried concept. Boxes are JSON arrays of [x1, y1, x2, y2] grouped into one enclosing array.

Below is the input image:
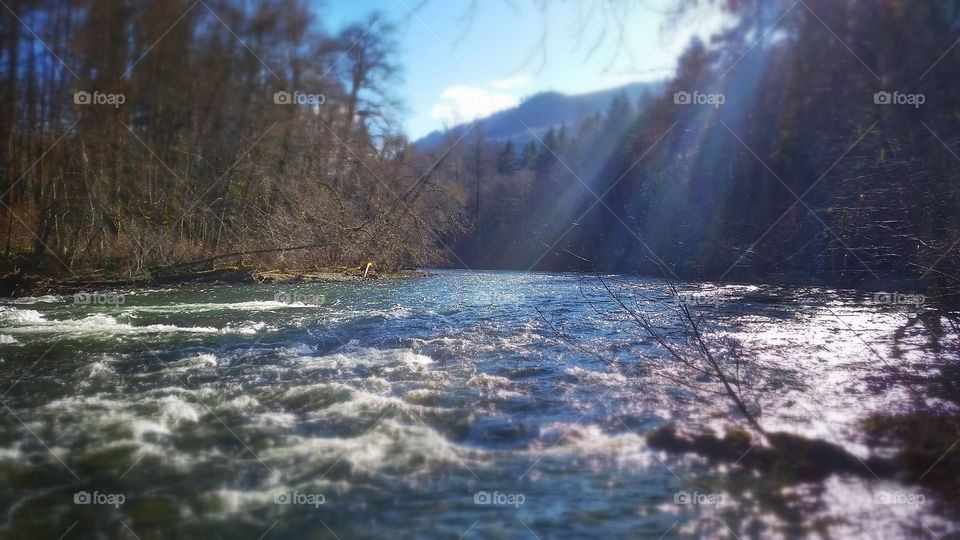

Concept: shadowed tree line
[[0, 0, 468, 278], [448, 0, 960, 298]]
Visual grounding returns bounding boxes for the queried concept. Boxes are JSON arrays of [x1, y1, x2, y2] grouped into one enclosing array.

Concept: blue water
[[0, 270, 954, 538]]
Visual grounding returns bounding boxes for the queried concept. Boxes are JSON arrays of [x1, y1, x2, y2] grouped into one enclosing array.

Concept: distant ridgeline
[[430, 0, 960, 295], [414, 81, 665, 152]]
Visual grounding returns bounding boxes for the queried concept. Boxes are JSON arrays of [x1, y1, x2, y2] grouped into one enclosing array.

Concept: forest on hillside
[[2, 0, 960, 297], [446, 0, 960, 297], [0, 0, 468, 278]]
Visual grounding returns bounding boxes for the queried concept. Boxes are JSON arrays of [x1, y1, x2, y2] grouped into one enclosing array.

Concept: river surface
[[0, 270, 956, 539]]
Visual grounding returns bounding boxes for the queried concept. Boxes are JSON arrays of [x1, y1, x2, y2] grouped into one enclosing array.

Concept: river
[[0, 270, 955, 539]]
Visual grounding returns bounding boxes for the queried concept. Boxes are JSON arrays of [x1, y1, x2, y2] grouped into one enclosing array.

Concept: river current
[[0, 270, 956, 539]]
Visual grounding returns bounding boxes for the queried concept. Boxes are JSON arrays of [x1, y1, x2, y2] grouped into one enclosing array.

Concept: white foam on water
[[565, 366, 629, 385], [122, 300, 324, 315], [375, 304, 412, 318], [118, 287, 175, 296], [225, 321, 273, 335], [466, 373, 514, 388], [159, 394, 201, 427], [523, 423, 653, 473], [396, 349, 433, 367], [0, 443, 22, 461], [402, 388, 437, 403], [192, 353, 219, 367], [2, 294, 63, 305], [130, 418, 171, 438], [309, 387, 440, 419], [409, 336, 467, 347], [284, 343, 315, 356], [204, 476, 344, 517], [265, 419, 474, 479], [208, 488, 275, 514], [216, 395, 298, 429], [354, 376, 392, 394], [251, 411, 298, 429], [84, 358, 117, 380], [465, 372, 524, 399], [289, 347, 435, 373], [161, 353, 218, 371], [0, 307, 274, 336], [1, 308, 45, 324], [37, 395, 176, 465], [224, 395, 259, 410], [0, 334, 19, 344], [335, 304, 412, 321], [42, 392, 199, 438]]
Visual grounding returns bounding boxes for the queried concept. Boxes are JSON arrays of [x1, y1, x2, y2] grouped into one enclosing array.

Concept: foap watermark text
[[274, 291, 325, 305], [674, 90, 725, 108], [874, 490, 925, 506], [274, 90, 326, 106], [274, 491, 325, 508], [674, 491, 727, 506], [474, 490, 525, 508], [874, 90, 925, 108], [74, 292, 125, 306], [74, 91, 125, 108], [872, 291, 925, 307], [74, 490, 125, 508]]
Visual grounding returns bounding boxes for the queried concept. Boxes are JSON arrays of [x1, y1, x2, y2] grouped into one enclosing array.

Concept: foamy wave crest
[[160, 353, 220, 374], [286, 346, 435, 372], [0, 307, 266, 336], [2, 294, 63, 305], [122, 300, 324, 315], [39, 392, 202, 459], [523, 423, 652, 472], [265, 419, 475, 479]]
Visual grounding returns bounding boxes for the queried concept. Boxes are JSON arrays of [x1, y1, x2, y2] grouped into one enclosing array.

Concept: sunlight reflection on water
[[0, 270, 955, 538]]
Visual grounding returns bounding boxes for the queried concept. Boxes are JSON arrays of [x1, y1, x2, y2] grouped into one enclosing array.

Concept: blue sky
[[323, 1, 721, 139]]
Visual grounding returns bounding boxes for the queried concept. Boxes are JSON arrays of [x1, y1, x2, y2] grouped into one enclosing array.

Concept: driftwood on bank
[[0, 237, 412, 297]]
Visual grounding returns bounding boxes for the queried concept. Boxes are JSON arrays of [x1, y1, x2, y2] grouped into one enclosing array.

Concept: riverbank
[[0, 265, 430, 298]]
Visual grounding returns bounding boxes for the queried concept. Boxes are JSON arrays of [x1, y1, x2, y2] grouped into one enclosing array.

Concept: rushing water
[[0, 270, 956, 539]]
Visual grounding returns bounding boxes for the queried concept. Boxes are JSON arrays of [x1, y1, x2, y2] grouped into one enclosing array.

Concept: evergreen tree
[[603, 91, 634, 131], [521, 141, 539, 168], [497, 140, 519, 175], [535, 127, 559, 172]]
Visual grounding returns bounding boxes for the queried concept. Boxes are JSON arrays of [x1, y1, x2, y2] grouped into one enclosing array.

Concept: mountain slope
[[414, 81, 665, 150]]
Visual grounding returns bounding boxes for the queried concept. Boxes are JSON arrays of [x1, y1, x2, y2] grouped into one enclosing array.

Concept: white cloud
[[491, 74, 532, 89], [428, 85, 518, 125]]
